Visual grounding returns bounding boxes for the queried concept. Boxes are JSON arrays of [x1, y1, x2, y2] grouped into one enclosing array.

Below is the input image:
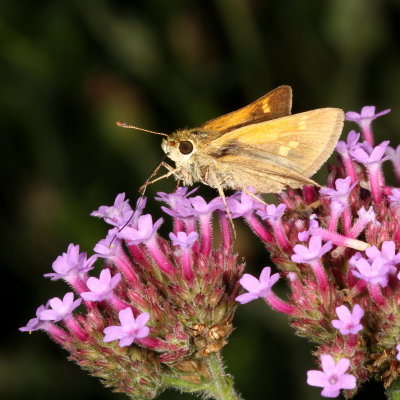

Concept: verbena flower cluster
[[237, 105, 400, 398], [20, 105, 400, 399], [20, 189, 244, 399]]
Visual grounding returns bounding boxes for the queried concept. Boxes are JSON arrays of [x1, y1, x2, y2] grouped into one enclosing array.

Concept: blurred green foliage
[[2, 1, 399, 399]]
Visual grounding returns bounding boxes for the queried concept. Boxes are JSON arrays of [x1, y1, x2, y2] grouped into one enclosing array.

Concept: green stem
[[161, 352, 242, 400], [206, 353, 242, 400], [162, 375, 209, 393], [386, 379, 400, 400]]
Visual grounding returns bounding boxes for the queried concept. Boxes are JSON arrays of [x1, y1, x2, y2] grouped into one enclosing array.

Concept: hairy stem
[[162, 352, 242, 400], [206, 353, 242, 400]]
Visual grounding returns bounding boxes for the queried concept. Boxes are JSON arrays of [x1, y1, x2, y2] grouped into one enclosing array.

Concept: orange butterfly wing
[[199, 85, 292, 137], [204, 108, 344, 192]]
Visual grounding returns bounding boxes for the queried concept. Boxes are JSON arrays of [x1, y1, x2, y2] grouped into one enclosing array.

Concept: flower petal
[[339, 374, 356, 390], [239, 274, 261, 292], [307, 370, 326, 387], [235, 292, 259, 304], [334, 358, 350, 375]]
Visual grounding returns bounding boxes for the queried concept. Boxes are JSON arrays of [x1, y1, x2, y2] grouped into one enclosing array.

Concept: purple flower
[[90, 193, 134, 227], [331, 304, 364, 335], [235, 267, 280, 304], [225, 190, 263, 218], [298, 215, 320, 241], [330, 200, 344, 215], [320, 177, 357, 205], [117, 214, 163, 245], [365, 241, 400, 273], [291, 236, 333, 265], [346, 130, 361, 151], [298, 230, 310, 241], [357, 206, 376, 223], [40, 292, 82, 322], [346, 106, 391, 125], [189, 196, 221, 216], [257, 203, 286, 221], [44, 244, 97, 281], [19, 304, 49, 332], [349, 252, 363, 267], [388, 188, 400, 207], [307, 354, 356, 398], [156, 187, 198, 205], [336, 130, 361, 155], [156, 187, 198, 219], [129, 197, 148, 228], [386, 145, 400, 164], [161, 202, 195, 219], [94, 228, 122, 258], [81, 269, 121, 302], [351, 257, 390, 287], [103, 308, 150, 347], [350, 141, 390, 167], [396, 344, 400, 362], [169, 231, 198, 249], [387, 144, 400, 183]]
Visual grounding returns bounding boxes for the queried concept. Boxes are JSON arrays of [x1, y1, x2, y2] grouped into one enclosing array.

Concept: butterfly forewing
[[198, 86, 292, 138]]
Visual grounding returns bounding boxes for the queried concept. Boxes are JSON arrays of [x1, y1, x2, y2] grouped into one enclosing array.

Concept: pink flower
[[320, 177, 357, 205], [350, 141, 390, 167], [44, 243, 96, 281], [189, 196, 221, 216], [336, 130, 361, 155], [351, 257, 390, 287], [307, 354, 356, 398], [366, 241, 400, 273], [81, 269, 121, 302], [90, 192, 135, 228], [257, 203, 287, 221], [39, 292, 82, 322], [291, 235, 333, 265], [346, 106, 391, 125], [93, 228, 122, 258], [117, 214, 163, 245], [169, 231, 198, 249], [388, 188, 400, 207], [19, 304, 50, 332], [236, 267, 280, 304], [331, 304, 364, 335], [236, 267, 294, 315], [103, 308, 150, 347], [223, 190, 263, 218], [156, 187, 198, 219]]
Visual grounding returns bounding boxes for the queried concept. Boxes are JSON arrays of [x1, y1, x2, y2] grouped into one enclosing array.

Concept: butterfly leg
[[140, 162, 180, 194], [146, 166, 180, 184], [242, 187, 267, 206], [174, 179, 182, 192], [208, 171, 236, 239]]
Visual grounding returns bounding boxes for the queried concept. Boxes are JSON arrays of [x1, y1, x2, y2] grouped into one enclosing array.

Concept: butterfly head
[[162, 130, 197, 164]]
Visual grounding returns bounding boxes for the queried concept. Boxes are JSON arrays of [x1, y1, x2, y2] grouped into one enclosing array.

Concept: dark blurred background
[[3, 1, 400, 399]]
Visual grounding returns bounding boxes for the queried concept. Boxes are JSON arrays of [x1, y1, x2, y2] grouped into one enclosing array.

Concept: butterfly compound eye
[[179, 141, 194, 155]]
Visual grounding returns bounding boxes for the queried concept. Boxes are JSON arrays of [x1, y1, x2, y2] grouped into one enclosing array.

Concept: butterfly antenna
[[116, 121, 168, 137]]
